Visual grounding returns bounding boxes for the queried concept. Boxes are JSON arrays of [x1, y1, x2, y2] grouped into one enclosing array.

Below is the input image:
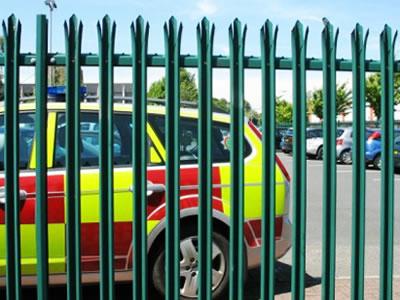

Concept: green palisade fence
[[0, 13, 399, 300]]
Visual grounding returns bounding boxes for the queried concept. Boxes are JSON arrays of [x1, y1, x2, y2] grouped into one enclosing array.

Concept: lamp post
[[44, 0, 57, 85]]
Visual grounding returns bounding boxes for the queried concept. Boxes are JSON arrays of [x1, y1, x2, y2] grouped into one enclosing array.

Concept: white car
[[305, 128, 323, 159], [306, 128, 346, 160]]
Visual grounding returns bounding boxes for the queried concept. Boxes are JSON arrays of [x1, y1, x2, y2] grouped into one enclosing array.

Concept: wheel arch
[[147, 208, 231, 258]]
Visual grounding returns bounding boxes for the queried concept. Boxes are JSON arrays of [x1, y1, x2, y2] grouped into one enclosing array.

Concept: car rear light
[[276, 155, 291, 182], [368, 131, 381, 141], [336, 138, 343, 145]]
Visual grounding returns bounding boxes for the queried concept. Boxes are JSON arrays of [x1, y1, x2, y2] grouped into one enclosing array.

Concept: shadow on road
[[244, 261, 321, 299], [0, 262, 321, 299]]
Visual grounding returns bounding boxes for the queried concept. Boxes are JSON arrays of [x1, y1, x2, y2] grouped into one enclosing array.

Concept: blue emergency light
[[47, 86, 87, 101]]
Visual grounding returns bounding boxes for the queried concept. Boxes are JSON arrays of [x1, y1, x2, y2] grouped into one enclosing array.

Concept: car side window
[[54, 112, 163, 168], [148, 114, 252, 164], [0, 113, 35, 170], [54, 112, 131, 168]]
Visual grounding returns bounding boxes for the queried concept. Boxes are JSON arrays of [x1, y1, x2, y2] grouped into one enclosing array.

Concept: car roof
[[0, 102, 232, 124]]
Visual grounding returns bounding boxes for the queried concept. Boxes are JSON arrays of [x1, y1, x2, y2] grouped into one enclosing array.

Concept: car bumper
[[395, 157, 400, 168], [247, 215, 292, 269], [365, 151, 375, 163], [307, 146, 319, 156]]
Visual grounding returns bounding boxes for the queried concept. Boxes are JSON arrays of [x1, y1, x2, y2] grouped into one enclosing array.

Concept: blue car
[[365, 129, 400, 169]]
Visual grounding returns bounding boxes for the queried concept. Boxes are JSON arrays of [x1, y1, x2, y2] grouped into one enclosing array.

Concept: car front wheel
[[151, 225, 230, 299], [373, 154, 381, 169]]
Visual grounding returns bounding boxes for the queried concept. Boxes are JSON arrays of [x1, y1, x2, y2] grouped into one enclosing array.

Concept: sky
[[1, 0, 399, 111]]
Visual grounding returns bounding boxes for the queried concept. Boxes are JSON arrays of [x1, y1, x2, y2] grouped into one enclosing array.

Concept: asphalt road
[[277, 152, 400, 278]]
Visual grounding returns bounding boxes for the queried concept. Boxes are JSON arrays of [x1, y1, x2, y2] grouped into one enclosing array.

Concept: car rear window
[[148, 114, 252, 164]]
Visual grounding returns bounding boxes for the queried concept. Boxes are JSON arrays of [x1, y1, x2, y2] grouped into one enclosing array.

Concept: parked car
[[395, 137, 400, 170], [336, 127, 377, 164], [0, 102, 292, 299], [280, 129, 293, 153], [366, 129, 400, 169], [281, 128, 324, 156], [306, 128, 345, 160], [276, 127, 289, 150]]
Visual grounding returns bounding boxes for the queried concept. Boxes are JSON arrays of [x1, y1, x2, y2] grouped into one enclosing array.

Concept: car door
[[53, 111, 166, 273], [0, 112, 66, 276]]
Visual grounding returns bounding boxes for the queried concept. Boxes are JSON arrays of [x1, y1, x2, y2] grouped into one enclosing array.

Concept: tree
[[307, 83, 352, 120], [50, 66, 85, 86], [276, 98, 293, 123], [148, 68, 198, 101], [212, 97, 229, 113], [147, 68, 261, 122], [307, 89, 323, 119], [365, 73, 400, 119]]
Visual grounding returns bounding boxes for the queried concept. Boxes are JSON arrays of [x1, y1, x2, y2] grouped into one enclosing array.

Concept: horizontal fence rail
[[1, 53, 400, 71], [0, 13, 399, 300]]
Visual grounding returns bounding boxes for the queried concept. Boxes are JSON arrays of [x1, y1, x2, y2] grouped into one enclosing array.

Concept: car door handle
[[0, 187, 28, 205], [129, 181, 166, 197]]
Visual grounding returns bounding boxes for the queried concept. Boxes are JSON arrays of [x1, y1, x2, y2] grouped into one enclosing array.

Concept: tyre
[[316, 147, 323, 160], [150, 225, 230, 300], [339, 149, 352, 165], [373, 153, 381, 169]]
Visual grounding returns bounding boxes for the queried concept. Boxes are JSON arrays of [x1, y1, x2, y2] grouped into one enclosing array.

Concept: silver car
[[336, 127, 377, 164], [307, 128, 345, 160]]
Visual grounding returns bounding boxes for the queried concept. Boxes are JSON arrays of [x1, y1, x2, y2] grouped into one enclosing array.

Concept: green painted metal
[[228, 18, 246, 300], [64, 15, 83, 300], [164, 17, 182, 300], [197, 17, 215, 300], [35, 14, 49, 300], [260, 19, 277, 300], [379, 25, 396, 300], [97, 15, 116, 300], [131, 16, 149, 300], [321, 21, 338, 300], [291, 21, 308, 300], [2, 14, 22, 300], [350, 24, 368, 300], [2, 53, 400, 73]]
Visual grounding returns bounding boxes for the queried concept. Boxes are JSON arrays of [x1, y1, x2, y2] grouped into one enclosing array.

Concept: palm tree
[[308, 83, 352, 120]]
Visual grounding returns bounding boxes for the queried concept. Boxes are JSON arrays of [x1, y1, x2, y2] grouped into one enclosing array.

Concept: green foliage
[[54, 67, 65, 85], [148, 68, 198, 101], [307, 83, 352, 120], [365, 73, 400, 119], [307, 89, 323, 119], [49, 66, 85, 86], [147, 68, 263, 123], [179, 69, 198, 101], [148, 77, 166, 99], [212, 97, 229, 113], [276, 98, 293, 123]]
